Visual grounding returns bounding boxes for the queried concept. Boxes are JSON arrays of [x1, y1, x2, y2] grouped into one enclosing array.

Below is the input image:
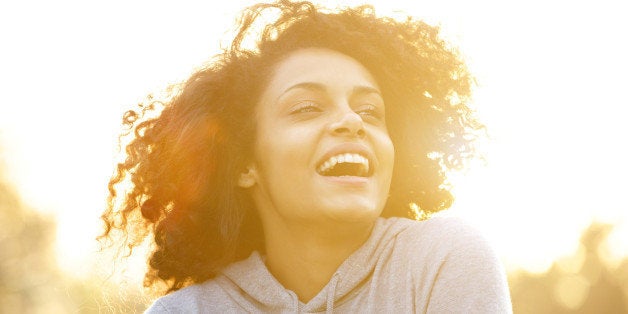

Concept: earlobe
[[238, 165, 257, 188]]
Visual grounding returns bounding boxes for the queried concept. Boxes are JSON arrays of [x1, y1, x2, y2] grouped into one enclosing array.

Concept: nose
[[329, 109, 365, 138]]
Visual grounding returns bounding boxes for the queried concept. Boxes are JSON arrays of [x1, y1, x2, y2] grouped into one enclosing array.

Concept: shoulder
[[144, 278, 230, 313], [392, 215, 504, 276], [386, 216, 513, 313], [143, 251, 268, 313], [388, 217, 512, 313], [388, 215, 492, 254]]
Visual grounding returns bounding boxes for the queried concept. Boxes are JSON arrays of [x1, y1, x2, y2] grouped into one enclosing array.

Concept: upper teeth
[[317, 153, 369, 174]]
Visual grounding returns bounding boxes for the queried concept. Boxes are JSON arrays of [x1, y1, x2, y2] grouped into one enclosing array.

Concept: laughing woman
[[100, 0, 512, 312]]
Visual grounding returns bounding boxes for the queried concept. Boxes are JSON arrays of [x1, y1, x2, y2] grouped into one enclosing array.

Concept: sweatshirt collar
[[221, 217, 414, 312]]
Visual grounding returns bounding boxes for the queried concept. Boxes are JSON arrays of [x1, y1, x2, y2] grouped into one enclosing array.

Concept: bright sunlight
[[1, 0, 626, 312]]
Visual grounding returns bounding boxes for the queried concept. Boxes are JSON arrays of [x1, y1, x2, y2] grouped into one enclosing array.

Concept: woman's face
[[241, 48, 394, 226]]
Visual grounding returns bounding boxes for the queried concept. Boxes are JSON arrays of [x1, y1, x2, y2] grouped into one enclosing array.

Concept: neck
[[262, 219, 374, 302]]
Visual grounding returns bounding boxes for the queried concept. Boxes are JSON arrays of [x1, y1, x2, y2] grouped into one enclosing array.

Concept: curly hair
[[100, 0, 482, 295]]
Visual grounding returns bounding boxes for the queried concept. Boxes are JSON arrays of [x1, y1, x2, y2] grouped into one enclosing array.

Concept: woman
[[101, 0, 512, 312]]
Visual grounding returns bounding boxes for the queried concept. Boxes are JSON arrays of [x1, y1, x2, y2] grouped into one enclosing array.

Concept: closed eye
[[356, 104, 384, 122], [290, 101, 323, 115]]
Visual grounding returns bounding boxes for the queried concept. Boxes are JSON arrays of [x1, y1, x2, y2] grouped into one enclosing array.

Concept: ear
[[238, 164, 257, 188]]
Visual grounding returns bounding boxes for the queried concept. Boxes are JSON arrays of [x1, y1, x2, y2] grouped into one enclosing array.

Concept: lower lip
[[319, 175, 369, 186]]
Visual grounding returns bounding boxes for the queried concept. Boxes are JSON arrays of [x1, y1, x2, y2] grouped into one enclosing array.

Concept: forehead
[[260, 48, 380, 100]]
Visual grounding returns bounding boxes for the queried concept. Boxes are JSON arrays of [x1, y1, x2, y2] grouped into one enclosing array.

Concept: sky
[[0, 0, 627, 279]]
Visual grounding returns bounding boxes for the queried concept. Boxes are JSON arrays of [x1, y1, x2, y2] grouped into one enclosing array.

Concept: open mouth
[[316, 153, 371, 177]]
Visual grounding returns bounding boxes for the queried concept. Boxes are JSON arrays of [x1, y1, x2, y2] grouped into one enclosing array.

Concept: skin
[[239, 48, 395, 302]]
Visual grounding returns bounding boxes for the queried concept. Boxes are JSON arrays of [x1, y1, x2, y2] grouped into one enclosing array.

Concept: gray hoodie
[[145, 216, 512, 313]]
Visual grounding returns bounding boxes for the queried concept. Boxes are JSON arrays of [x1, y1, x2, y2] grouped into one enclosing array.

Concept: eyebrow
[[352, 85, 382, 97], [282, 82, 327, 95], [281, 82, 382, 97]]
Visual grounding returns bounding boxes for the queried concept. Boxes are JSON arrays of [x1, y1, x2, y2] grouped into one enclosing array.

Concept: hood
[[220, 217, 414, 312]]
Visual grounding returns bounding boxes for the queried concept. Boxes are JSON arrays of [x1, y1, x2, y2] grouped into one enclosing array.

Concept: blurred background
[[1, 0, 626, 312]]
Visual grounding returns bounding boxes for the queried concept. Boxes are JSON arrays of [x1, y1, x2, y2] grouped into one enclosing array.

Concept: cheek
[[254, 127, 313, 175], [376, 132, 395, 168], [387, 140, 395, 168]]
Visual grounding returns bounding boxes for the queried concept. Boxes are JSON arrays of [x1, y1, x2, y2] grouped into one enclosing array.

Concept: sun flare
[[1, 0, 627, 290]]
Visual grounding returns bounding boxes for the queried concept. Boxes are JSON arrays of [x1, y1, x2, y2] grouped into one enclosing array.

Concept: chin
[[325, 202, 383, 223]]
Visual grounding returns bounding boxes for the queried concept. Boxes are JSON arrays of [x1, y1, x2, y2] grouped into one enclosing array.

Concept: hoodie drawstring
[[326, 273, 340, 314]]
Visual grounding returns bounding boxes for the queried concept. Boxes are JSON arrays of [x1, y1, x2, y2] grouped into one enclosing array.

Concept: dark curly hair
[[100, 0, 482, 295]]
